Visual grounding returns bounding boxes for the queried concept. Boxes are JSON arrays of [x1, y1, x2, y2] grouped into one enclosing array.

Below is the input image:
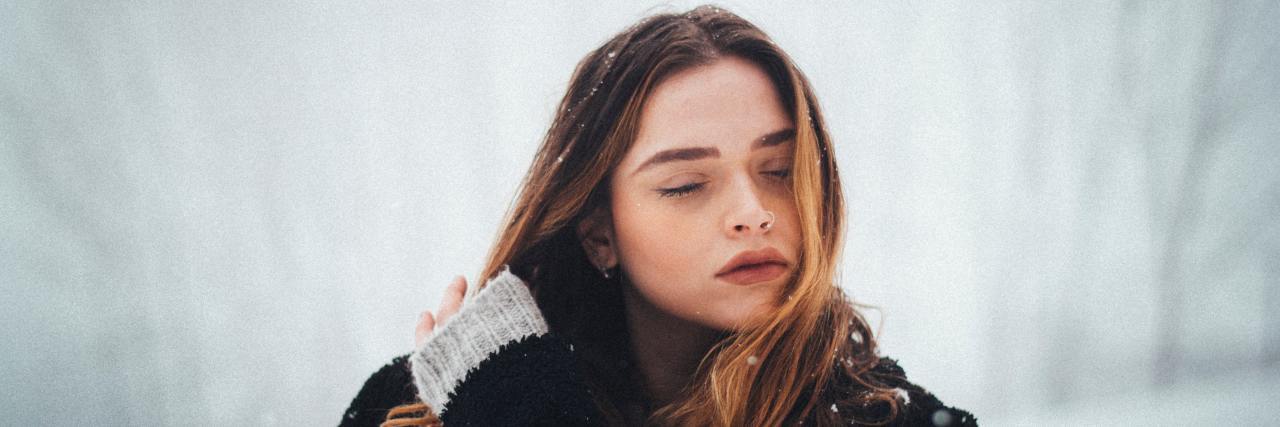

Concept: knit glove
[[409, 267, 601, 426]]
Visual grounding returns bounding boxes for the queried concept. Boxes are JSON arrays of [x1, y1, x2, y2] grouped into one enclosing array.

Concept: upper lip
[[716, 247, 789, 276]]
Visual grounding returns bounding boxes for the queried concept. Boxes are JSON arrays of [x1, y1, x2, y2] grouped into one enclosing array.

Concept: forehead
[[623, 56, 793, 164]]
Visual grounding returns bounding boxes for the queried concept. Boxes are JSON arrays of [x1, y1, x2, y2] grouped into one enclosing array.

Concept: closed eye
[[657, 182, 706, 198], [764, 168, 791, 179]]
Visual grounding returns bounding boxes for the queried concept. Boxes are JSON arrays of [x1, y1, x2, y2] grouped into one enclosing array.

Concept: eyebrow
[[630, 128, 795, 177]]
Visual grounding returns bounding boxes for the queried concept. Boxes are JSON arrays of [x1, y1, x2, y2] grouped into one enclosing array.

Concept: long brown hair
[[386, 5, 901, 426]]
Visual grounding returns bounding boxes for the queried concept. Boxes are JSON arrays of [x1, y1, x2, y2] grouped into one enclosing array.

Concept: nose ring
[[761, 211, 775, 231]]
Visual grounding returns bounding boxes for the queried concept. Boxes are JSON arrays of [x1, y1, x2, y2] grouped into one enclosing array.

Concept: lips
[[716, 247, 789, 286]]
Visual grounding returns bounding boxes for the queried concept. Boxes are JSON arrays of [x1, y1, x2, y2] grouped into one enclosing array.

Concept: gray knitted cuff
[[409, 266, 549, 415]]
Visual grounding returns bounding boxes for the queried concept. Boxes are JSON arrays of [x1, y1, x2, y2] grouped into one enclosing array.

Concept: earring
[[592, 248, 615, 279]]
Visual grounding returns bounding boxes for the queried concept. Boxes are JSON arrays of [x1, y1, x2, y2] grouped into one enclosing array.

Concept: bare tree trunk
[[1151, 2, 1229, 386]]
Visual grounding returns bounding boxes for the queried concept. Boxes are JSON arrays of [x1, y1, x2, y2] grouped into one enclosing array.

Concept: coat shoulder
[[339, 354, 418, 427], [859, 357, 979, 426]]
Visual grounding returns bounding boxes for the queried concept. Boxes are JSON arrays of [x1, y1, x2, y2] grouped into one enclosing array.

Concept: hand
[[415, 275, 468, 348]]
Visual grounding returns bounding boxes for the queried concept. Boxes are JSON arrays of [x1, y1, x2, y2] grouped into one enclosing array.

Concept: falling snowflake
[[893, 387, 910, 405], [747, 355, 759, 366], [931, 409, 953, 426]]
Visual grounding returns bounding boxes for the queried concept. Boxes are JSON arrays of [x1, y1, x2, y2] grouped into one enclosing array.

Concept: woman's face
[[603, 55, 801, 331]]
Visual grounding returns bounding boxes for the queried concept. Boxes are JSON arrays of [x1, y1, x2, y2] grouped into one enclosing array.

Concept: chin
[[701, 300, 777, 332]]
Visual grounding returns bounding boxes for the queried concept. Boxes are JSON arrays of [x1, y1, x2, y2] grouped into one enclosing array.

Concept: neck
[[620, 283, 723, 407]]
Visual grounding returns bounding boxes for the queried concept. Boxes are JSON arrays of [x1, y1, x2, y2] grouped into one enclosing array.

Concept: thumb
[[414, 310, 435, 348]]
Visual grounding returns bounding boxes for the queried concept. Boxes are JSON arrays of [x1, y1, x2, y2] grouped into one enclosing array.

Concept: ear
[[575, 205, 618, 270]]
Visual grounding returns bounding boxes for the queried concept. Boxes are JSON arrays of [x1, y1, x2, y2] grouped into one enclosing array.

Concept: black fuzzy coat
[[339, 335, 977, 426], [339, 269, 976, 426]]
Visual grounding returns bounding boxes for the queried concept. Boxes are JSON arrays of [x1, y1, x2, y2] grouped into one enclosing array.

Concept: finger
[[436, 275, 468, 325], [415, 310, 435, 348]]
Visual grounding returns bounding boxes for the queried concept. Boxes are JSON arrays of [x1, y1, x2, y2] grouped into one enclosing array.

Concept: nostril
[[734, 224, 745, 232]]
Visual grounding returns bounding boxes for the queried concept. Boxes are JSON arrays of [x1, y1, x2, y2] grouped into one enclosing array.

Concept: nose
[[724, 178, 775, 237], [730, 211, 774, 234]]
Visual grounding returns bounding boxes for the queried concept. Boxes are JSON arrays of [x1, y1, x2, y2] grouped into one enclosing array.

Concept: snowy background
[[3, 1, 1278, 425]]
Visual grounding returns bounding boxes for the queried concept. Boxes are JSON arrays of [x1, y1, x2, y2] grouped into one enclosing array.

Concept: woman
[[342, 5, 976, 426]]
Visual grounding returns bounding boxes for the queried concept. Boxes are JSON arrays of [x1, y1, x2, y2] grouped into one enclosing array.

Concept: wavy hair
[[386, 5, 900, 426]]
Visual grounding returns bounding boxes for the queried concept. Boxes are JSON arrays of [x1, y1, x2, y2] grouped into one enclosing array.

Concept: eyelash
[[657, 169, 792, 198], [658, 182, 705, 198], [765, 169, 792, 179]]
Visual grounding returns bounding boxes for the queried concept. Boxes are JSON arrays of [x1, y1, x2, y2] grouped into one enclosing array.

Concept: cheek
[[778, 200, 803, 248], [611, 197, 709, 281]]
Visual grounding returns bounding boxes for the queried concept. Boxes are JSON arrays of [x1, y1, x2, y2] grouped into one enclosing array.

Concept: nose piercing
[[761, 211, 775, 231]]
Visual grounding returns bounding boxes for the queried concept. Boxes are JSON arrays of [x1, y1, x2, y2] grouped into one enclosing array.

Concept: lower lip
[[716, 263, 787, 286]]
